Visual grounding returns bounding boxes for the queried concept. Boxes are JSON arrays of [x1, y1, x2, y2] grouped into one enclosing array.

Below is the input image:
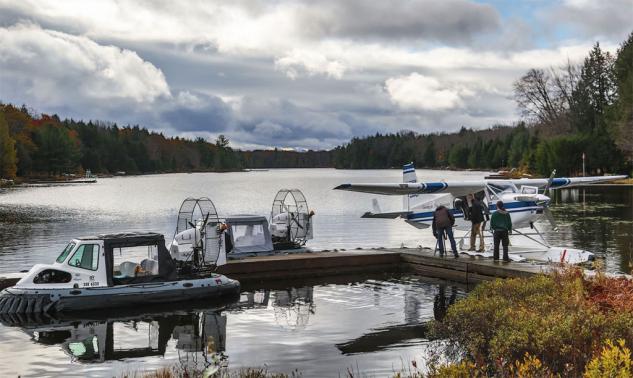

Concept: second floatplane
[[335, 163, 626, 264]]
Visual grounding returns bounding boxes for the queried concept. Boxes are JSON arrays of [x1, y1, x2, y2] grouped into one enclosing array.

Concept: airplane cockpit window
[[520, 186, 538, 195], [486, 183, 517, 200]]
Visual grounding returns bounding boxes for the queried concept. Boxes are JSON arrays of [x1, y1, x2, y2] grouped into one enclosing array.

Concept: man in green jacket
[[490, 200, 512, 262]]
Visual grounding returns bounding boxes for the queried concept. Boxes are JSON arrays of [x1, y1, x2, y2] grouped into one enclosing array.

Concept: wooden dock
[[0, 248, 551, 290]]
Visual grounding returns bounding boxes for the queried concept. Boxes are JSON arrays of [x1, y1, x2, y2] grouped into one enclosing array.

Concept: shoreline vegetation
[[1, 33, 632, 182], [127, 268, 633, 378]]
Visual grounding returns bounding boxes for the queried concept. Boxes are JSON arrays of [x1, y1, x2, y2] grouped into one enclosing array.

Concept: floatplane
[[335, 163, 626, 264]]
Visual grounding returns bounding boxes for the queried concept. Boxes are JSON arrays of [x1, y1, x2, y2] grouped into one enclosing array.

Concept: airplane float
[[335, 163, 626, 264]]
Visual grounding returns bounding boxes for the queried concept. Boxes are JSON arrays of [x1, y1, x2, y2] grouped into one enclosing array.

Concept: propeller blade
[[290, 213, 304, 229], [544, 207, 558, 231], [188, 221, 196, 228], [543, 169, 557, 195]]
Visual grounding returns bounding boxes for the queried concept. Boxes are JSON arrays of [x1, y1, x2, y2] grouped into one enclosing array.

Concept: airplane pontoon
[[335, 163, 626, 264]]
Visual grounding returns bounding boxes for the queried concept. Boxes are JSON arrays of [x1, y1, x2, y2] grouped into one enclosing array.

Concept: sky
[[0, 1, 631, 150]]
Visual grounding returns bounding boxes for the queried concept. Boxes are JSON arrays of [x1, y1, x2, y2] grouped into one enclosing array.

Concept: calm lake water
[[0, 169, 631, 376]]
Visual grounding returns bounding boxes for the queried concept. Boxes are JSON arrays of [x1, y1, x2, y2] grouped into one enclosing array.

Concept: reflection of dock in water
[[337, 281, 460, 355], [336, 323, 430, 355]]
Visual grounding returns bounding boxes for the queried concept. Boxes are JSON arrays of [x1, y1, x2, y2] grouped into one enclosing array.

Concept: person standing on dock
[[432, 205, 458, 258], [490, 200, 512, 262], [467, 193, 487, 252]]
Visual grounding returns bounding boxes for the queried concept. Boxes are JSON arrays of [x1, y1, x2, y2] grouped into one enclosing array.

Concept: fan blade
[[544, 207, 558, 231], [290, 213, 304, 229]]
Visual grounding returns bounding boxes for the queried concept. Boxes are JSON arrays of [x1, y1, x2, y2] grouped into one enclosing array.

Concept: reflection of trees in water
[[550, 187, 633, 272], [272, 287, 315, 331]]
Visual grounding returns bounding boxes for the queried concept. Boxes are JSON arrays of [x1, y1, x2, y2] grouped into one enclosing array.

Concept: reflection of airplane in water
[[0, 301, 230, 373], [337, 279, 462, 355]]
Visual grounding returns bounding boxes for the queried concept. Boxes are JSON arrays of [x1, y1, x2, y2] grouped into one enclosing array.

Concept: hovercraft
[[0, 201, 239, 315]]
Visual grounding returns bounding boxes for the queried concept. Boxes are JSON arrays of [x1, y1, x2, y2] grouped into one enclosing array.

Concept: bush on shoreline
[[429, 268, 633, 376]]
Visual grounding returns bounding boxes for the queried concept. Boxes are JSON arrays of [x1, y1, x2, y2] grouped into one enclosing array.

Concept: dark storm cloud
[[160, 93, 233, 132], [296, 0, 501, 44]]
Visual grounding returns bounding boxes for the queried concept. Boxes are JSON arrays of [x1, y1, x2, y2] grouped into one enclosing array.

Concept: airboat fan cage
[[174, 197, 222, 266], [271, 189, 308, 218], [175, 197, 219, 234], [270, 189, 313, 245]]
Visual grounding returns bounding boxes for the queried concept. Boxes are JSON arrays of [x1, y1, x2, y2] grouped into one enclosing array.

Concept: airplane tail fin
[[403, 162, 417, 184], [403, 162, 418, 211]]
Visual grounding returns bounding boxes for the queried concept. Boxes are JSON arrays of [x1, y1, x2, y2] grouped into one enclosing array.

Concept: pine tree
[[611, 32, 633, 168]]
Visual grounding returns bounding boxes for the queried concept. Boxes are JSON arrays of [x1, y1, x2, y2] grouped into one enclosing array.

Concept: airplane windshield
[[56, 242, 76, 263]]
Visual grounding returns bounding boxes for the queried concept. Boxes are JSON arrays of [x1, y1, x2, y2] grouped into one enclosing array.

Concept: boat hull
[[0, 276, 240, 314]]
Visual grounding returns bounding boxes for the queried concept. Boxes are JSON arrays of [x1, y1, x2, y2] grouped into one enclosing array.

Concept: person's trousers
[[470, 222, 484, 250], [437, 226, 458, 257], [493, 230, 510, 260]]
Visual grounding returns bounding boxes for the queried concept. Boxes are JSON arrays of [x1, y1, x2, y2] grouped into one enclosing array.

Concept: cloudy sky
[[0, 1, 631, 150]]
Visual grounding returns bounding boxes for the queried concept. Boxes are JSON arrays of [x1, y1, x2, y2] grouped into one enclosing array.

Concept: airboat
[[170, 189, 314, 260], [0, 222, 239, 315]]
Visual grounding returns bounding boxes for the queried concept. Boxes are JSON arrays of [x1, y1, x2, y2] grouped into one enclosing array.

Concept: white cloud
[[0, 23, 170, 106], [275, 49, 346, 79], [385, 73, 473, 111], [0, 0, 629, 150]]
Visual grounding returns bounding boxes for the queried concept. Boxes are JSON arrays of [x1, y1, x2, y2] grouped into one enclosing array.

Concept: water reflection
[[337, 281, 461, 355], [545, 186, 633, 273], [0, 302, 231, 374], [0, 275, 468, 377]]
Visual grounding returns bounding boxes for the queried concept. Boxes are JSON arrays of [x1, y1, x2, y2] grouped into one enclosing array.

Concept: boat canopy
[[224, 215, 273, 255], [84, 232, 177, 286]]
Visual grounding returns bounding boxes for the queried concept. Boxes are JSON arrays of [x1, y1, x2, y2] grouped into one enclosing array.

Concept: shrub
[[430, 269, 633, 376], [584, 339, 631, 378]]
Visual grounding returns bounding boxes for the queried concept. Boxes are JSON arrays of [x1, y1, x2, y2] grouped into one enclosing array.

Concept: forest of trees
[[334, 32, 633, 176], [0, 32, 631, 180]]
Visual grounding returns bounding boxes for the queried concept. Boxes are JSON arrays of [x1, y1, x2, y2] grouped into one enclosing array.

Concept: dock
[[0, 248, 551, 290]]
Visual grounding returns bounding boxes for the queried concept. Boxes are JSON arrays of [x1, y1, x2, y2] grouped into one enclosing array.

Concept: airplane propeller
[[543, 169, 557, 196], [543, 207, 558, 231]]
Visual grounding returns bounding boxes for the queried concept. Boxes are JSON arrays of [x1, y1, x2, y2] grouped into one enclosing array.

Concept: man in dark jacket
[[432, 205, 458, 258], [490, 200, 512, 261], [467, 194, 487, 252]]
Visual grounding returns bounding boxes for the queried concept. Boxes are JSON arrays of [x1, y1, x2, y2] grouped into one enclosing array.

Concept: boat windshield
[[56, 242, 76, 263]]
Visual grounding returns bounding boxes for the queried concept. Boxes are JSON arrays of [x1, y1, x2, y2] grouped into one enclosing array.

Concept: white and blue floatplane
[[335, 163, 626, 264]]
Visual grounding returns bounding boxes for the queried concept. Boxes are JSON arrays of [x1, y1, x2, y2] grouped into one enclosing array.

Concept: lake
[[0, 169, 631, 376]]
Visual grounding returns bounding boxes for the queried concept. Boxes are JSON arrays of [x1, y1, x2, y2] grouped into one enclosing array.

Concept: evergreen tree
[[611, 32, 633, 169]]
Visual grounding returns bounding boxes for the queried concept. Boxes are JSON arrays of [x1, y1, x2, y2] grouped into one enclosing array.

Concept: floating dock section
[[0, 248, 550, 291]]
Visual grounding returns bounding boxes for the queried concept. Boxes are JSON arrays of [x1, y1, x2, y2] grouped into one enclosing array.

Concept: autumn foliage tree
[[0, 111, 17, 179]]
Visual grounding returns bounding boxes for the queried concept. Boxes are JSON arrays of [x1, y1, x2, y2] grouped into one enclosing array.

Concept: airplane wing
[[508, 175, 626, 189], [334, 181, 486, 197], [334, 175, 626, 197]]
